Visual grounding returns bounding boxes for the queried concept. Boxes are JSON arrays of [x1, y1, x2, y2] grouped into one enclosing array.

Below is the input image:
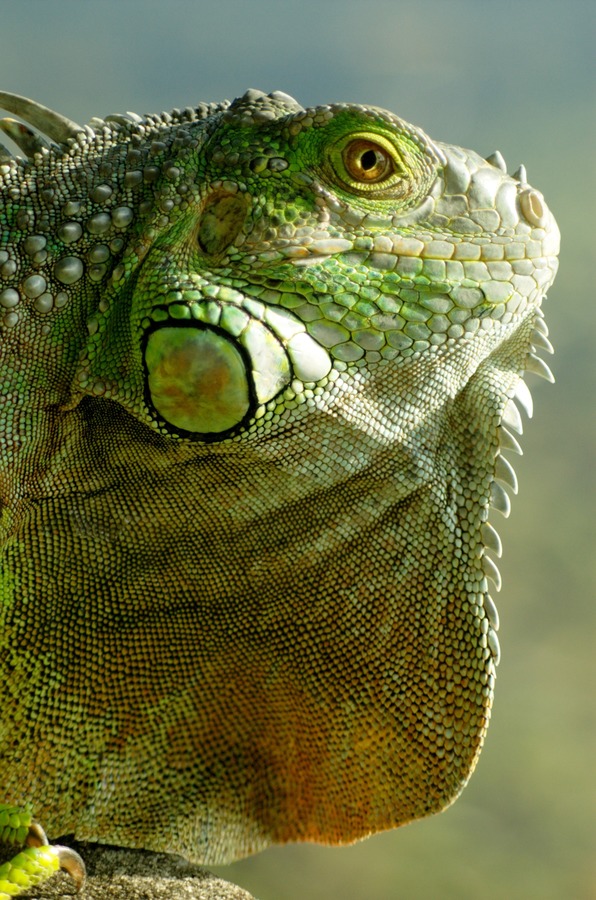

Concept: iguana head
[[84, 90, 559, 446], [0, 89, 559, 447]]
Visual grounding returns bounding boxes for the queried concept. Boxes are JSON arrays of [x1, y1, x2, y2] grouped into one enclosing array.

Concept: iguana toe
[[0, 806, 85, 898]]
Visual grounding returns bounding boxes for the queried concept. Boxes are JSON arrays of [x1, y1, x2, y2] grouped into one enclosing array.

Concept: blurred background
[[2, 1, 593, 897]]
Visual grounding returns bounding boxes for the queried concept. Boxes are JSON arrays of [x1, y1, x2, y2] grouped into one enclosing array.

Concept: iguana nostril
[[519, 188, 547, 227]]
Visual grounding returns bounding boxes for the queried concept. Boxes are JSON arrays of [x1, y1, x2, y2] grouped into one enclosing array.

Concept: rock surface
[[23, 844, 257, 899]]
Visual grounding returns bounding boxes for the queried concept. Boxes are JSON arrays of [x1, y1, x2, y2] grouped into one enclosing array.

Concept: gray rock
[[23, 844, 258, 899]]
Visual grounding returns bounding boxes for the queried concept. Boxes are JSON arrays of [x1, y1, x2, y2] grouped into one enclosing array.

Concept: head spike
[[514, 379, 533, 418], [501, 398, 523, 434], [494, 454, 518, 494], [482, 555, 502, 592], [533, 315, 549, 336], [531, 330, 554, 354], [481, 522, 503, 557], [498, 425, 523, 455], [526, 353, 555, 382], [104, 111, 145, 127], [485, 150, 506, 172], [0, 117, 54, 158], [483, 593, 500, 631], [0, 91, 84, 147], [0, 140, 13, 160], [487, 628, 501, 665], [490, 481, 511, 517], [512, 163, 528, 184]]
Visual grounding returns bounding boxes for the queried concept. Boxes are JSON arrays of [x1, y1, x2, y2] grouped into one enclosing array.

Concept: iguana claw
[[0, 807, 85, 898], [23, 821, 47, 849], [54, 845, 86, 891]]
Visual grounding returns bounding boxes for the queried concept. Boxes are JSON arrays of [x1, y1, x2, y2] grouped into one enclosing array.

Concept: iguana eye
[[327, 130, 407, 196], [343, 139, 394, 184]]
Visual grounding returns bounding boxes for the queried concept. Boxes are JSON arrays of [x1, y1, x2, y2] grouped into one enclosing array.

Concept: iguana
[[0, 88, 559, 897]]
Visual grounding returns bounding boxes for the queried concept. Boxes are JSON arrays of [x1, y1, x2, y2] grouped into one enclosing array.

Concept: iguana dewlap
[[0, 88, 559, 875]]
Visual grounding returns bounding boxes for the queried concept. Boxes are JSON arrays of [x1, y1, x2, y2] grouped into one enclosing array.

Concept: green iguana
[[0, 89, 559, 897]]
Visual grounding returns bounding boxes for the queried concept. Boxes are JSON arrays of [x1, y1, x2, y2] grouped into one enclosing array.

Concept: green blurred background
[[2, 1, 593, 897]]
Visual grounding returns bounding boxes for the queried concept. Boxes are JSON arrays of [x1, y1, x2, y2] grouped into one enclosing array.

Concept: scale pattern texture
[[0, 89, 559, 866]]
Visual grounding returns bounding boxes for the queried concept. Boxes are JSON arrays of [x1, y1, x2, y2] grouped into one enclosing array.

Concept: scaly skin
[[0, 89, 559, 891]]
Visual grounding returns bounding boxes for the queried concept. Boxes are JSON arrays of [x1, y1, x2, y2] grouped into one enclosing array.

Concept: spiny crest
[[0, 90, 231, 166]]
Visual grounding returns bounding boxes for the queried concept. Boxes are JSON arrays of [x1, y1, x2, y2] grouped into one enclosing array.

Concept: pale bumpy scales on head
[[0, 88, 558, 868]]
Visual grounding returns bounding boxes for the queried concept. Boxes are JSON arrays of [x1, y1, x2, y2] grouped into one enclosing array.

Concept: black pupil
[[361, 149, 379, 171]]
